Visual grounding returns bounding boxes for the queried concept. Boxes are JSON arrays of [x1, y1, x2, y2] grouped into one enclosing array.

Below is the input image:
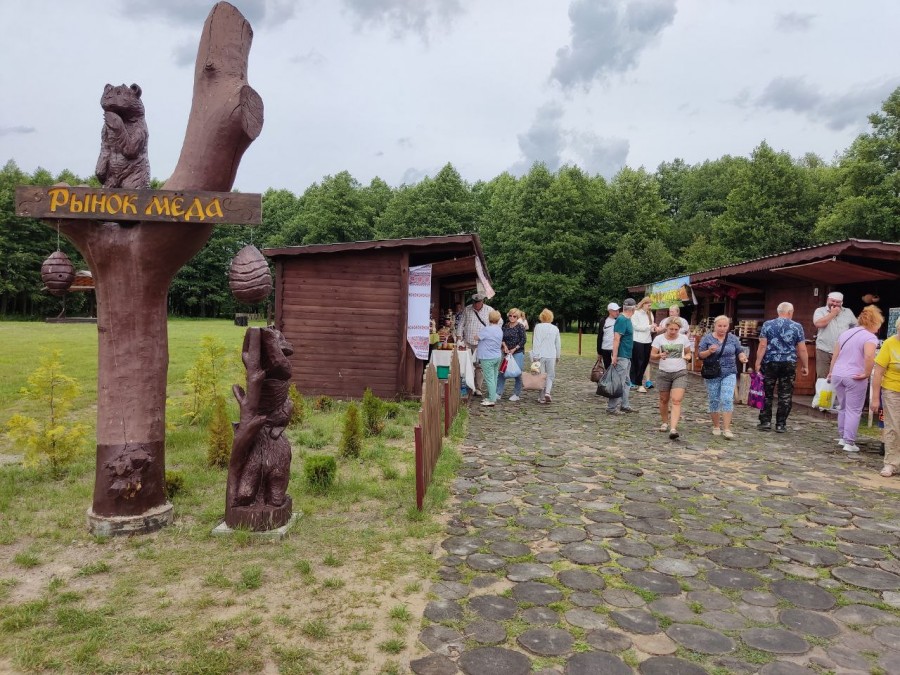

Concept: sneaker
[[606, 408, 621, 415], [775, 425, 786, 434], [881, 464, 896, 477], [538, 398, 547, 404], [645, 381, 654, 389], [842, 444, 860, 453], [669, 430, 680, 440], [637, 386, 647, 393], [723, 430, 734, 440], [474, 389, 484, 397], [757, 422, 772, 431], [480, 400, 495, 407], [658, 422, 669, 432], [545, 394, 552, 403], [836, 438, 847, 446], [712, 427, 722, 436], [621, 407, 636, 413], [509, 394, 520, 402]]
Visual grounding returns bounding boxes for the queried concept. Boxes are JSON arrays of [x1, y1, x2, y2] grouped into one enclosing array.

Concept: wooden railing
[[415, 364, 443, 510]]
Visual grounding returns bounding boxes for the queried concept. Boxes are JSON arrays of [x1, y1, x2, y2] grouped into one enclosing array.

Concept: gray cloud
[[172, 41, 197, 67], [119, 0, 297, 29], [290, 50, 327, 66], [397, 137, 414, 149], [571, 132, 629, 178], [551, 0, 677, 91], [0, 125, 36, 137], [401, 167, 430, 184], [512, 103, 566, 174], [774, 12, 815, 33], [753, 76, 900, 131], [341, 0, 463, 41]]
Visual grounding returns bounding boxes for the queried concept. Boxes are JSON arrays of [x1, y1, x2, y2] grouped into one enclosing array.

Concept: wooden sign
[[15, 185, 261, 225]]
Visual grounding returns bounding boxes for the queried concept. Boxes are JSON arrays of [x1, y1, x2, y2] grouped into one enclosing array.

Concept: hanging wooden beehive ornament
[[228, 244, 272, 304], [41, 247, 75, 296]]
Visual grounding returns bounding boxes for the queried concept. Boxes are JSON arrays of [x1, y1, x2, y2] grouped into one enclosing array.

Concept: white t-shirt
[[601, 317, 616, 350], [652, 333, 692, 372]]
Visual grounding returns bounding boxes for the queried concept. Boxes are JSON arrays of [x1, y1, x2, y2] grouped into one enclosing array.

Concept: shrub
[[313, 395, 334, 412], [5, 350, 87, 477], [339, 404, 363, 458], [362, 388, 385, 436], [206, 395, 233, 468], [182, 336, 232, 424], [288, 384, 305, 427], [304, 455, 337, 492], [164, 471, 185, 500], [383, 402, 403, 420]]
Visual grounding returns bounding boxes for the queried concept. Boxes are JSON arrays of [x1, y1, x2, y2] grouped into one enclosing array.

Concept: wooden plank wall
[[278, 251, 402, 399]]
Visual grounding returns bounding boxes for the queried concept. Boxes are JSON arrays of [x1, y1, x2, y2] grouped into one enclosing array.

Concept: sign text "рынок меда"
[[15, 186, 261, 225]]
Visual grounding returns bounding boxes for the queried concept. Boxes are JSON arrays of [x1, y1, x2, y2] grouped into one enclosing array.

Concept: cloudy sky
[[2, 0, 898, 194]]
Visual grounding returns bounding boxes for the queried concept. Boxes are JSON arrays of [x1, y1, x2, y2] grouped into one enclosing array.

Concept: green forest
[[2, 88, 898, 326]]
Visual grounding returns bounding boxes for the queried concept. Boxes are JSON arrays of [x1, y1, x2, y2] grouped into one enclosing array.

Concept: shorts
[[656, 369, 688, 392]]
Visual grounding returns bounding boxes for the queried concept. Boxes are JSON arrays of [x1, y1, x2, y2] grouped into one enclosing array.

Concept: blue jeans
[[705, 373, 737, 413], [607, 358, 631, 411], [497, 352, 524, 397]]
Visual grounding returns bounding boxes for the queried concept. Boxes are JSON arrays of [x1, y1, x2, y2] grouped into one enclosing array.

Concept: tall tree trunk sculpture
[[52, 2, 263, 531]]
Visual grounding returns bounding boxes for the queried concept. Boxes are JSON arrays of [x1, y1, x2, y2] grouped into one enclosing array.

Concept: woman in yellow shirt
[[872, 315, 900, 477]]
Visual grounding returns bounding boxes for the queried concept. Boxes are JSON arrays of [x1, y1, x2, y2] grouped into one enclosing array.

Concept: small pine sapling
[[207, 395, 233, 468], [339, 403, 363, 458], [164, 471, 185, 500], [362, 388, 385, 436], [304, 455, 337, 492], [288, 383, 305, 427], [182, 335, 232, 424], [314, 395, 334, 412], [5, 350, 87, 477]]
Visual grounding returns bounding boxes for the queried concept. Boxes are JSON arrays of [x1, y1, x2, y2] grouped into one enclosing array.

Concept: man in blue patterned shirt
[[754, 302, 810, 433]]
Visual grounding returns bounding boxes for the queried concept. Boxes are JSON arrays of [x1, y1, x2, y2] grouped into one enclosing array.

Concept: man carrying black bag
[[601, 298, 636, 414]]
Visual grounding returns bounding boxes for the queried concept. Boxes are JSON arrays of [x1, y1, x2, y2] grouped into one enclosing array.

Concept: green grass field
[[0, 319, 463, 674]]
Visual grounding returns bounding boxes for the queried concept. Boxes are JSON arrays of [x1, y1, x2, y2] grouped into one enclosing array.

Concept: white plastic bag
[[503, 354, 522, 378], [811, 378, 835, 410]]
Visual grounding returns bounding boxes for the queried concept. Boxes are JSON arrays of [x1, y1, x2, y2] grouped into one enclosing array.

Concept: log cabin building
[[264, 235, 492, 399]]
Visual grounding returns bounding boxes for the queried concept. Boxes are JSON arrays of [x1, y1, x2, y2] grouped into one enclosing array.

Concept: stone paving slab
[[411, 358, 900, 673]]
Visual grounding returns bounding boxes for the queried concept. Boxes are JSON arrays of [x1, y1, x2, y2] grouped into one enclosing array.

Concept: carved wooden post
[[50, 2, 262, 534]]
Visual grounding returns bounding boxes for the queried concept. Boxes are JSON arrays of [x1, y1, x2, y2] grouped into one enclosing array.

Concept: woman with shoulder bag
[[498, 308, 527, 401], [697, 315, 747, 439]]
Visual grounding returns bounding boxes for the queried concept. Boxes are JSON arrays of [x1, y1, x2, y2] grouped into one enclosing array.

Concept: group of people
[[457, 293, 560, 407], [451, 288, 898, 480], [595, 291, 897, 480]]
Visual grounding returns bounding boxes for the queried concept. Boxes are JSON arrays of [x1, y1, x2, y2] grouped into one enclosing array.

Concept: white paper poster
[[407, 263, 432, 360]]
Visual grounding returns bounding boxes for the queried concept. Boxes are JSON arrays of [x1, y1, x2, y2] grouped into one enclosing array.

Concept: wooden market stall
[[630, 239, 900, 395], [264, 234, 492, 399]]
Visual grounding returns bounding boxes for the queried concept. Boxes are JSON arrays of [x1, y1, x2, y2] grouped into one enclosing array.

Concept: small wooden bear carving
[[95, 83, 151, 189]]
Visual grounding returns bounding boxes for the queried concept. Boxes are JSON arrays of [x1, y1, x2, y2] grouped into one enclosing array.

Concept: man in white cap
[[813, 291, 857, 379], [460, 292, 495, 395], [597, 302, 620, 370]]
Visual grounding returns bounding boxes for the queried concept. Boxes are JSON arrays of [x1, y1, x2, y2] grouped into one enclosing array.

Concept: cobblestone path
[[411, 357, 900, 675]]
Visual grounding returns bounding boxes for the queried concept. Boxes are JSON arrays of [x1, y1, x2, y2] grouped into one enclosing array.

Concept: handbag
[[521, 371, 547, 390], [747, 371, 765, 409], [700, 337, 725, 379], [590, 357, 604, 383], [504, 354, 522, 378]]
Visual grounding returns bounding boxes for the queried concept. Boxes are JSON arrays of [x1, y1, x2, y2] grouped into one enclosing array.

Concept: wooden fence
[[415, 358, 463, 510]]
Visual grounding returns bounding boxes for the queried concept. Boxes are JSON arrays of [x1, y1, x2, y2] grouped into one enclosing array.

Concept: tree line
[[2, 88, 898, 325]]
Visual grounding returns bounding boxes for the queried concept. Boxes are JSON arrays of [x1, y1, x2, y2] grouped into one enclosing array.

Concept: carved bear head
[[100, 83, 145, 120]]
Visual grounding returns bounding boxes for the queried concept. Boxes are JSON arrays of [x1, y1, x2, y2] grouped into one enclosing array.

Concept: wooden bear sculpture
[[226, 327, 294, 530], [95, 83, 151, 189]]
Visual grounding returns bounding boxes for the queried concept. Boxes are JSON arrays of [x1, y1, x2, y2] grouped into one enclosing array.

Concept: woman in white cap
[[597, 302, 620, 370]]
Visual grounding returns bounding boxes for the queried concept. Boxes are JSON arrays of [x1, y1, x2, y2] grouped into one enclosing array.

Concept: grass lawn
[[0, 319, 463, 674]]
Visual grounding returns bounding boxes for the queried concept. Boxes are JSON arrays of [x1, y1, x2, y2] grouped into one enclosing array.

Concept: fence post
[[414, 425, 424, 511]]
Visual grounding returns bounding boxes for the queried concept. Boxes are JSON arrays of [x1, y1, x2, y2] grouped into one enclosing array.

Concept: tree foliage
[[5, 87, 900, 322]]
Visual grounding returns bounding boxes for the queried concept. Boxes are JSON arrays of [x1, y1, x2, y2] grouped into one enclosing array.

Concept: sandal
[[658, 422, 669, 432], [881, 464, 896, 478]]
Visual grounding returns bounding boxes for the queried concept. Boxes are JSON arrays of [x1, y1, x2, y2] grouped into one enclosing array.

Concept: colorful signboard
[[646, 276, 694, 310]]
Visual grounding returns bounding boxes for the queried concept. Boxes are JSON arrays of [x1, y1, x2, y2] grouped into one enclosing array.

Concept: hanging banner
[[474, 256, 495, 299], [647, 275, 695, 310], [406, 264, 433, 361]]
